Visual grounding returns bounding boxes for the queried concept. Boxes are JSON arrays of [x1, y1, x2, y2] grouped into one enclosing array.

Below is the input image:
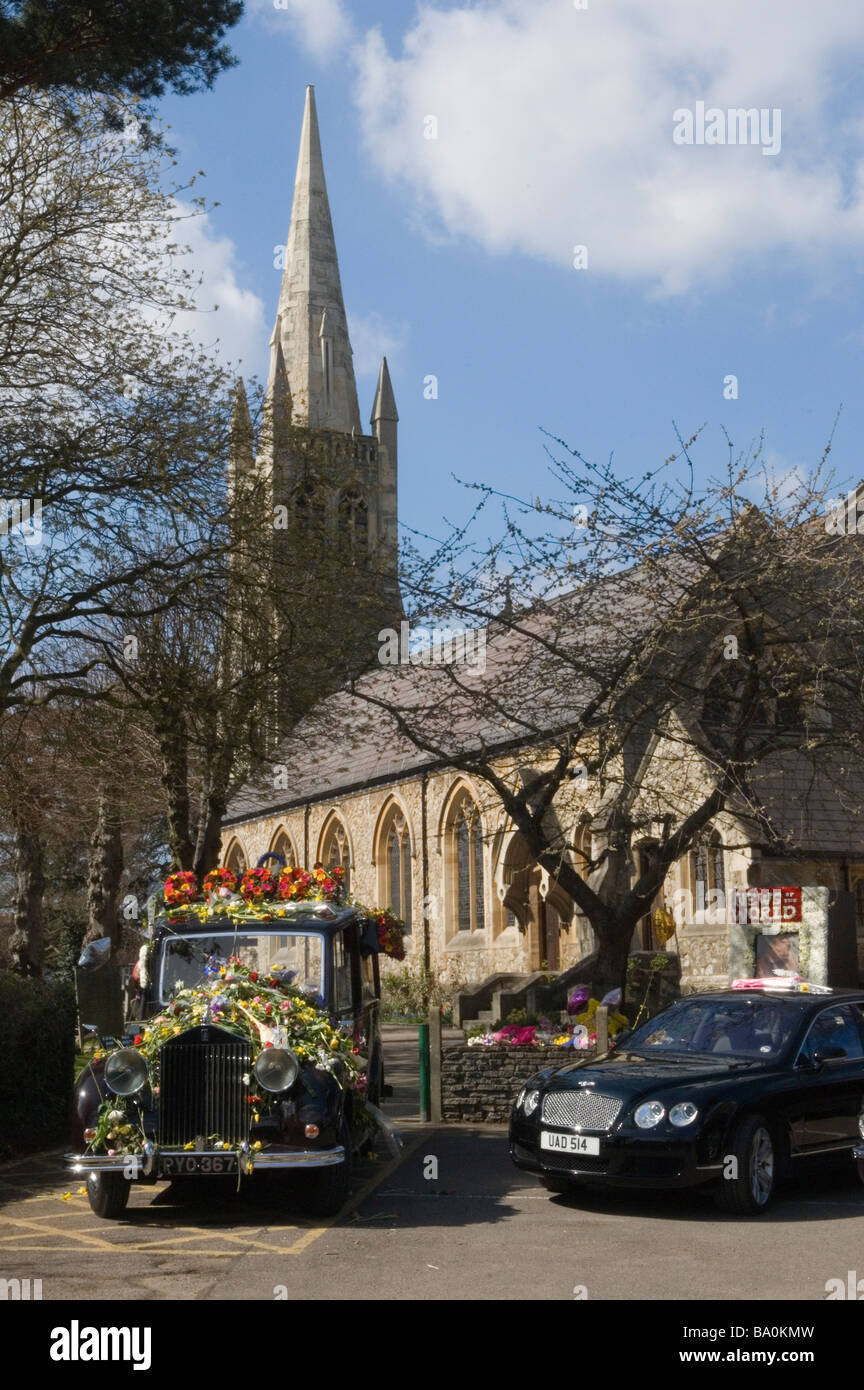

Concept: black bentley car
[[510, 988, 864, 1214], [67, 904, 383, 1219]]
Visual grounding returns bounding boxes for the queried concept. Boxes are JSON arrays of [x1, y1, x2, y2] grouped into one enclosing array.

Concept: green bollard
[[418, 1021, 430, 1122]]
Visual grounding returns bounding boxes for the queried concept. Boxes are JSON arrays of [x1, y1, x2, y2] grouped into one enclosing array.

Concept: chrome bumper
[[65, 1141, 345, 1176]]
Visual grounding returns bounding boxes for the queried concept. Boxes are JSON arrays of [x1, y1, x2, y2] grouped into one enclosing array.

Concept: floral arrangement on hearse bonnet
[[85, 956, 365, 1159]]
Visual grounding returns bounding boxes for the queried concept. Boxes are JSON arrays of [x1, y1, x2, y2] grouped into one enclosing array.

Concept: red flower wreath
[[202, 866, 238, 896], [164, 871, 198, 906], [240, 866, 276, 902], [278, 866, 313, 900], [375, 909, 407, 961]]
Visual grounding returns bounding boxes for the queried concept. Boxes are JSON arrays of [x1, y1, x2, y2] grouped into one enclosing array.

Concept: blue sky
[[158, 0, 864, 541]]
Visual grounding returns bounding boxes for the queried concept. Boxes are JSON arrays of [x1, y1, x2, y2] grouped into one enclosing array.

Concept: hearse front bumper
[[65, 1140, 346, 1177]]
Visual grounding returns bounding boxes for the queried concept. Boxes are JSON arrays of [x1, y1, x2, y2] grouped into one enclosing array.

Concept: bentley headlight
[[669, 1102, 699, 1127], [254, 1047, 300, 1093], [104, 1048, 148, 1096], [634, 1100, 666, 1129], [519, 1088, 540, 1116]]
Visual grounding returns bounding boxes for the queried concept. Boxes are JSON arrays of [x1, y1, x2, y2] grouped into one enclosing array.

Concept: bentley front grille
[[541, 1090, 622, 1132], [158, 1028, 251, 1146]]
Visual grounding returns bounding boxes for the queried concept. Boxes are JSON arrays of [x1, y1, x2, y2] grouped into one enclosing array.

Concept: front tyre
[[87, 1171, 130, 1220], [714, 1114, 775, 1215], [296, 1120, 353, 1218]]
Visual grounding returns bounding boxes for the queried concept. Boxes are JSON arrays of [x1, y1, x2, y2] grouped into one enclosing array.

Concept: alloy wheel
[[749, 1126, 774, 1207]]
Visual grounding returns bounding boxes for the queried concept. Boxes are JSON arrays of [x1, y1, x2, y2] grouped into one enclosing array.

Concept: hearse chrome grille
[[158, 1027, 250, 1146], [541, 1091, 622, 1132]]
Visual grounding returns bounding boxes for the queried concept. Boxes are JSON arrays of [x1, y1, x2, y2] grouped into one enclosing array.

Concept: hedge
[[0, 971, 76, 1159]]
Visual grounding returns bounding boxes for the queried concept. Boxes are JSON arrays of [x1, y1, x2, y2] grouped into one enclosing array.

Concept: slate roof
[[737, 749, 864, 858], [226, 572, 864, 865], [225, 566, 660, 824]]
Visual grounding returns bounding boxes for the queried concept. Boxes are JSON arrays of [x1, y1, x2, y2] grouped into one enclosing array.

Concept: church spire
[[270, 85, 361, 434]]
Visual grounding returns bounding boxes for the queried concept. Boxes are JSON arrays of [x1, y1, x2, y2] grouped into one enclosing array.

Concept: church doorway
[[540, 901, 561, 971], [500, 832, 572, 971]]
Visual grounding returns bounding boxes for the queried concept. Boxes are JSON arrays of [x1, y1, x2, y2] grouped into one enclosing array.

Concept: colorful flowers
[[202, 866, 239, 896], [372, 909, 407, 961], [278, 865, 313, 899], [240, 866, 276, 902], [164, 871, 198, 906], [277, 863, 344, 903]]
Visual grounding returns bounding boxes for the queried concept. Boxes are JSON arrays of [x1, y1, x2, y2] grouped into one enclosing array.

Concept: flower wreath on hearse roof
[[159, 853, 407, 960]]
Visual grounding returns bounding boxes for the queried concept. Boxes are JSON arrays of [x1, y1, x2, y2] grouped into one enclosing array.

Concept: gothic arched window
[[378, 804, 412, 930], [271, 828, 297, 868], [338, 489, 368, 555], [294, 481, 326, 531], [319, 817, 351, 894], [690, 830, 725, 917], [224, 840, 247, 877], [446, 789, 486, 934]]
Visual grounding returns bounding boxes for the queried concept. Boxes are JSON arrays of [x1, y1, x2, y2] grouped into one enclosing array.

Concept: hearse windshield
[[158, 931, 325, 1005], [625, 996, 799, 1060]]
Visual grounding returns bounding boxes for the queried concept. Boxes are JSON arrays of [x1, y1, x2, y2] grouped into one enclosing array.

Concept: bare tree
[[0, 90, 236, 720], [337, 433, 864, 998]]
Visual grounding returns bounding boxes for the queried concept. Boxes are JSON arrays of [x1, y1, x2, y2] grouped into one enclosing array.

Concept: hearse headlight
[[519, 1088, 540, 1117], [104, 1048, 148, 1096], [669, 1102, 699, 1128], [634, 1100, 666, 1129], [254, 1047, 300, 1093]]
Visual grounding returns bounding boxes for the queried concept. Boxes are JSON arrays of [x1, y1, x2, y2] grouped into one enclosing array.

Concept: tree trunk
[[154, 710, 195, 871], [192, 708, 244, 881], [9, 810, 44, 976], [85, 792, 124, 952], [591, 925, 634, 1004]]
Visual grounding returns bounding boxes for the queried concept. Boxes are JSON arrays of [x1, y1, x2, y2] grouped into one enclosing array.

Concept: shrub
[[0, 971, 76, 1159], [380, 957, 470, 1024]]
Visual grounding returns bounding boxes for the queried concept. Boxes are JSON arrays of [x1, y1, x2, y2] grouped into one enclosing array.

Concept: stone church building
[[221, 88, 864, 996]]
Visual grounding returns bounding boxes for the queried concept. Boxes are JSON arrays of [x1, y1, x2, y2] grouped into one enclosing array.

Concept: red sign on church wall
[[734, 886, 802, 925]]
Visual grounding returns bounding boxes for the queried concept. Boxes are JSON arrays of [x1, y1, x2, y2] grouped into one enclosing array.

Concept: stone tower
[[231, 86, 402, 728]]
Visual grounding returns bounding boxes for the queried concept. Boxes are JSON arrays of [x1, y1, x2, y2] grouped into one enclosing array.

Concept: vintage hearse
[[67, 900, 384, 1219]]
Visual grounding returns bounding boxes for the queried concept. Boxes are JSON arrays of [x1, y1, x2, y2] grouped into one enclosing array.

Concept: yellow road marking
[[0, 1214, 122, 1252], [0, 1130, 431, 1259]]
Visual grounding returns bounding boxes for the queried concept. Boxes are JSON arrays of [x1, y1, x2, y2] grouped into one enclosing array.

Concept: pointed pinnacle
[[228, 376, 253, 468], [371, 356, 398, 425], [271, 339, 293, 413]]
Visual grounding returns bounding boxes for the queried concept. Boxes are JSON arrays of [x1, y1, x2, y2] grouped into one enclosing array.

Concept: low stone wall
[[441, 1044, 596, 1123]]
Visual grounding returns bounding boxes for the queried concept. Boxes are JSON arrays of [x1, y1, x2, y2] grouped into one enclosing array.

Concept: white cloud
[[348, 310, 408, 377], [166, 204, 268, 373], [249, 0, 355, 60], [350, 0, 864, 295]]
